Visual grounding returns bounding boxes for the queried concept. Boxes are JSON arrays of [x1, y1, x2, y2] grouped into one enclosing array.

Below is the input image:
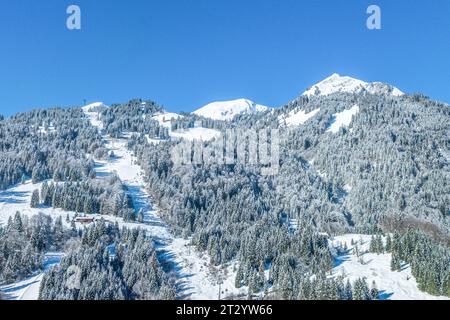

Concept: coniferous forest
[[0, 84, 449, 301]]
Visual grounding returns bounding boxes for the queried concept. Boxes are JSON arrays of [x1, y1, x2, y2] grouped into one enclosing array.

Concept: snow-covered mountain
[[193, 98, 270, 121], [303, 73, 404, 97], [1, 88, 449, 301]]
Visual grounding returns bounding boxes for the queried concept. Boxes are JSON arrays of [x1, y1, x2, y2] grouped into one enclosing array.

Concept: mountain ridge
[[303, 73, 404, 97]]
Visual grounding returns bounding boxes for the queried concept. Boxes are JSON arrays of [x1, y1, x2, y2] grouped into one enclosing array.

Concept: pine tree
[[344, 279, 353, 300], [391, 252, 401, 272], [385, 234, 392, 252], [369, 235, 376, 253], [13, 212, 24, 232], [235, 265, 244, 288], [376, 235, 384, 254], [31, 189, 40, 208], [353, 278, 371, 300]]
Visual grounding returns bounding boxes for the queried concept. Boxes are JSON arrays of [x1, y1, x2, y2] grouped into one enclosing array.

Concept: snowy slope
[[0, 181, 80, 227], [194, 98, 270, 121], [82, 102, 108, 131], [151, 112, 220, 142], [326, 105, 360, 133], [82, 110, 246, 300], [81, 102, 108, 112], [151, 112, 183, 129], [303, 74, 404, 97], [280, 108, 321, 127], [329, 234, 449, 300]]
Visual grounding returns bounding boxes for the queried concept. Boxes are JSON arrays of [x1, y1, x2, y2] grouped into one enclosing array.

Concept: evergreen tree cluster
[[93, 92, 449, 300], [369, 234, 385, 254], [0, 107, 102, 190], [389, 229, 450, 297], [125, 136, 350, 297], [266, 275, 376, 300], [39, 220, 176, 300], [280, 94, 449, 234], [0, 212, 71, 284], [100, 99, 169, 139], [35, 175, 135, 220]]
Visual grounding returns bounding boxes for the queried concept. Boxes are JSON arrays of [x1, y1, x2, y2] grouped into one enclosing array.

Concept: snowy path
[[83, 107, 246, 300]]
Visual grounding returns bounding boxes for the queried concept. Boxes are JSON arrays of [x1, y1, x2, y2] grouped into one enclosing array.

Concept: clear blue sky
[[1, 0, 449, 116]]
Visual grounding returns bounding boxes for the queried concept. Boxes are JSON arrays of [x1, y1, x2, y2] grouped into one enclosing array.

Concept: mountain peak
[[82, 102, 108, 112], [193, 98, 270, 121], [303, 74, 404, 97]]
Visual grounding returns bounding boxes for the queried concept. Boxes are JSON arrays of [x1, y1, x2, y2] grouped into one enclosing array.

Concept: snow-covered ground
[[151, 112, 183, 129], [150, 110, 221, 142], [326, 105, 360, 133], [170, 126, 221, 142], [81, 102, 107, 132], [329, 234, 449, 300], [194, 98, 270, 121], [0, 180, 77, 227], [280, 108, 320, 127]]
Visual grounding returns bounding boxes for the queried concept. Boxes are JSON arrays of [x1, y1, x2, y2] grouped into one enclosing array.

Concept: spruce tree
[[385, 234, 392, 252], [391, 252, 401, 272], [30, 189, 40, 208]]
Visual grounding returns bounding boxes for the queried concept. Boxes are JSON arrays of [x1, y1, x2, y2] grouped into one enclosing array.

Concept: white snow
[[170, 127, 221, 142], [303, 73, 404, 97], [152, 111, 220, 142], [193, 98, 270, 121], [280, 108, 320, 127], [151, 112, 183, 129], [82, 102, 108, 131], [0, 180, 79, 228], [326, 105, 360, 133], [329, 234, 449, 300]]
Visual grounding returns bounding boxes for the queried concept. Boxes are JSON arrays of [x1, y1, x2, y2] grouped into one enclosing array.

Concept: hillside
[[0, 75, 449, 301]]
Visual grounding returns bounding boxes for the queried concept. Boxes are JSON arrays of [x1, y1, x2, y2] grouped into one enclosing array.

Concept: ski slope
[[83, 106, 246, 299]]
